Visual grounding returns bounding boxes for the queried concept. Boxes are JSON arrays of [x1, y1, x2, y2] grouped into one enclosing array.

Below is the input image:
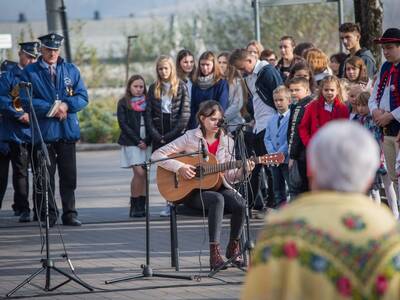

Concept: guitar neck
[[202, 157, 261, 176]]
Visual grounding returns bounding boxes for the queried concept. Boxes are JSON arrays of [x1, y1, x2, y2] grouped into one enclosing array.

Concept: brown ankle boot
[[210, 243, 227, 271], [226, 239, 245, 267]]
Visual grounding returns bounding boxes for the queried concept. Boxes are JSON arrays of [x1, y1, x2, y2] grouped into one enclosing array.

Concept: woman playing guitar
[[152, 100, 255, 271]]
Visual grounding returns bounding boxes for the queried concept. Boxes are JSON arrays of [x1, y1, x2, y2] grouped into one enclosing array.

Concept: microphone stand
[[105, 151, 201, 284], [208, 123, 254, 278], [7, 85, 92, 297]]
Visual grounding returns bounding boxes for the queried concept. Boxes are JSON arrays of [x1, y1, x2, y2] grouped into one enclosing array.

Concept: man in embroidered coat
[[241, 121, 400, 300], [369, 28, 400, 200]]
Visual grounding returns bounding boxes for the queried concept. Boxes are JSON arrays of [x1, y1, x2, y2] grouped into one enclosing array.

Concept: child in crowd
[[189, 51, 229, 129], [299, 75, 349, 147], [354, 91, 399, 218], [286, 77, 314, 198], [145, 55, 190, 217], [117, 75, 151, 217], [344, 56, 370, 88], [286, 61, 316, 95], [264, 86, 291, 207], [176, 49, 196, 102], [346, 83, 364, 120], [329, 52, 347, 76], [217, 52, 247, 132], [305, 48, 332, 85]]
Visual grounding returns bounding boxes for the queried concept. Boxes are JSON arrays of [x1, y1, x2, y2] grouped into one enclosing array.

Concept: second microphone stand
[[105, 152, 200, 284], [208, 123, 255, 277]]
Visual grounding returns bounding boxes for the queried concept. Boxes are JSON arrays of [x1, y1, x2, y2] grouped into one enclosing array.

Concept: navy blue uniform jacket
[[20, 56, 88, 143]]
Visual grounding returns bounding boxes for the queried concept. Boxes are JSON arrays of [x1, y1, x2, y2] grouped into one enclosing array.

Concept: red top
[[298, 95, 349, 147], [207, 138, 220, 155]]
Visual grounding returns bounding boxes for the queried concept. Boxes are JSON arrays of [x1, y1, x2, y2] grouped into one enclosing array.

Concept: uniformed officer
[[0, 60, 18, 209], [20, 33, 88, 227], [0, 43, 39, 221]]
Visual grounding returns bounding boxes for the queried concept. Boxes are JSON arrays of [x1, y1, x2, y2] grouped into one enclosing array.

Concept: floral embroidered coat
[[241, 191, 400, 300]]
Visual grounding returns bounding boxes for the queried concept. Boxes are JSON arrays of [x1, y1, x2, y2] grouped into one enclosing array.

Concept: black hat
[[19, 42, 40, 58], [38, 32, 64, 50], [0, 60, 18, 73], [374, 28, 400, 44]]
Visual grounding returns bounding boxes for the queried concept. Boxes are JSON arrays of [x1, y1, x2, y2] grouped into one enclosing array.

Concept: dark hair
[[229, 48, 252, 65], [330, 52, 347, 64], [260, 48, 276, 61], [280, 36, 296, 47], [286, 61, 316, 93], [339, 22, 361, 34], [293, 42, 315, 58], [196, 100, 224, 138], [176, 49, 196, 82]]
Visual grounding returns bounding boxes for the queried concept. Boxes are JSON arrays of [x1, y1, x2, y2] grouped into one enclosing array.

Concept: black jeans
[[249, 129, 274, 208], [0, 151, 10, 209], [9, 143, 30, 213], [185, 188, 246, 243], [32, 141, 77, 221]]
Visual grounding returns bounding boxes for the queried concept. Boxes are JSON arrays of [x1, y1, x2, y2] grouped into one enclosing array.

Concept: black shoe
[[62, 217, 82, 226], [19, 211, 31, 223], [14, 209, 22, 217]]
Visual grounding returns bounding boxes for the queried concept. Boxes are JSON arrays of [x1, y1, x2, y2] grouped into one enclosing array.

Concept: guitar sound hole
[[195, 166, 205, 178]]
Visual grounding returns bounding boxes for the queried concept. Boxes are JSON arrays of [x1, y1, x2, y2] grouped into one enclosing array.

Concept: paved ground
[[0, 150, 265, 299]]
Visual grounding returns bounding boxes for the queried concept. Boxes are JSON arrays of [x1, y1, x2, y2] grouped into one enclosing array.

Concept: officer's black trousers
[[9, 142, 30, 213], [0, 152, 10, 209], [33, 141, 77, 222]]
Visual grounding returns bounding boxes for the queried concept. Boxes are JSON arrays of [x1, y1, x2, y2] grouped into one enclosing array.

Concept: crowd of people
[[1, 22, 400, 281]]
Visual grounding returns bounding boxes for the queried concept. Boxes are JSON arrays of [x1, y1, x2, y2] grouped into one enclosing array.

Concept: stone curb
[[76, 143, 120, 151]]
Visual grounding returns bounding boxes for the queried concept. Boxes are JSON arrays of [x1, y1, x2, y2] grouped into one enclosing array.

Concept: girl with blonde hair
[[145, 55, 191, 215]]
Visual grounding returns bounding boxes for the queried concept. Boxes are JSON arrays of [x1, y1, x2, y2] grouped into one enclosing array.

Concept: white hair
[[307, 120, 380, 193]]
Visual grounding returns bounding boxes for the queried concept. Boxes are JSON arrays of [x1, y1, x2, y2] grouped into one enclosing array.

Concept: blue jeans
[[271, 163, 289, 207]]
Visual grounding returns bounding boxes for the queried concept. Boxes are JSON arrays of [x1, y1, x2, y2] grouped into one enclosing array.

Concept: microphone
[[19, 81, 32, 87], [200, 140, 209, 162]]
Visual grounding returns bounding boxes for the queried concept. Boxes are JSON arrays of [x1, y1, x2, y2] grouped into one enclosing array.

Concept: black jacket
[[145, 80, 190, 142], [287, 95, 314, 160], [254, 64, 284, 110], [117, 98, 150, 146]]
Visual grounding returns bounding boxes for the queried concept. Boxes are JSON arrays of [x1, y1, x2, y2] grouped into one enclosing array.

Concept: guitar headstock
[[259, 153, 285, 166]]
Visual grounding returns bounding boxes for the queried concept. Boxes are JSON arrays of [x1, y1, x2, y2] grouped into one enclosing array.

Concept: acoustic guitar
[[156, 152, 285, 203]]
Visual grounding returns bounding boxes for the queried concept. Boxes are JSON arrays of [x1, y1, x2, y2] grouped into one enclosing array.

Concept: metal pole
[[125, 35, 138, 83], [338, 0, 344, 52], [252, 0, 261, 42], [60, 0, 72, 62], [45, 0, 62, 33]]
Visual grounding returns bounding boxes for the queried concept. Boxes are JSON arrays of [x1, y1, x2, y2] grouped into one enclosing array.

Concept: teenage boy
[[286, 77, 314, 199], [339, 22, 377, 79], [230, 48, 283, 209], [264, 86, 291, 207], [277, 36, 296, 80], [369, 27, 400, 199]]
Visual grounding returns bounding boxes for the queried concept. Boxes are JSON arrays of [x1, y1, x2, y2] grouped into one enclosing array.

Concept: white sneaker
[[159, 204, 172, 217]]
